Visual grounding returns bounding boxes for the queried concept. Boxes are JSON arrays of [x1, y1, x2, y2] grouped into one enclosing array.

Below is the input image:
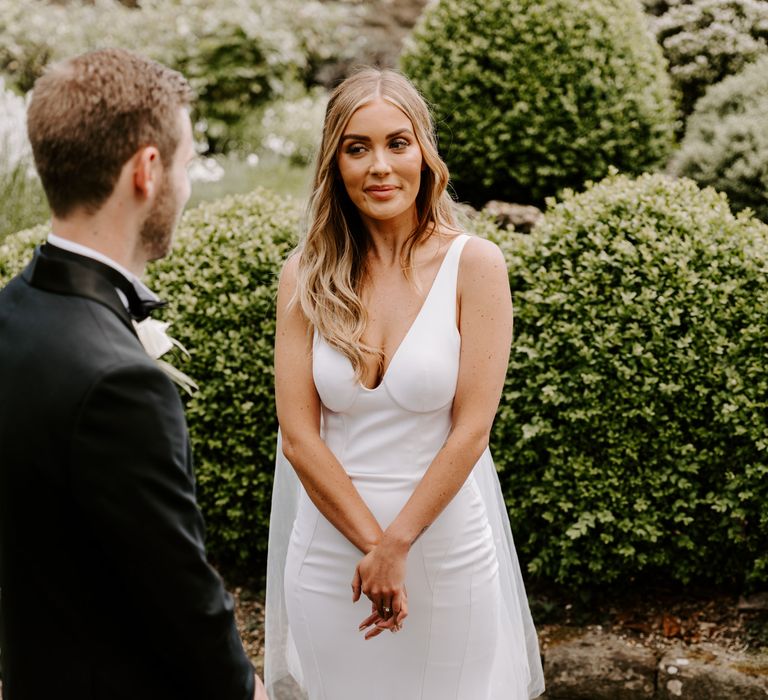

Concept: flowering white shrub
[[651, 0, 768, 116], [0, 0, 355, 152], [259, 87, 328, 166], [188, 157, 225, 184], [0, 76, 32, 176], [673, 55, 768, 222], [0, 79, 47, 237]]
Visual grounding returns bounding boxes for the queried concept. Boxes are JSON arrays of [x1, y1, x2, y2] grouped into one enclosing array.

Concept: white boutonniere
[[133, 318, 199, 396]]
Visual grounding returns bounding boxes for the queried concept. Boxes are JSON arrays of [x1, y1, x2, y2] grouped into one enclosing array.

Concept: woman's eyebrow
[[340, 128, 414, 142]]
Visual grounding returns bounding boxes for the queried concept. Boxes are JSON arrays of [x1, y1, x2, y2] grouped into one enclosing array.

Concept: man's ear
[[133, 146, 162, 200]]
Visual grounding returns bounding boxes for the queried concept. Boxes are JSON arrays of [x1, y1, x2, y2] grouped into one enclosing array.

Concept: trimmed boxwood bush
[[651, 0, 768, 119], [3, 179, 767, 587], [673, 55, 768, 222], [146, 190, 299, 570], [490, 170, 768, 586], [0, 190, 300, 572], [400, 0, 675, 207]]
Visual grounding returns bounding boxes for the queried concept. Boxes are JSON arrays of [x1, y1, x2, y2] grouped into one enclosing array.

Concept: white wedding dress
[[265, 234, 544, 700]]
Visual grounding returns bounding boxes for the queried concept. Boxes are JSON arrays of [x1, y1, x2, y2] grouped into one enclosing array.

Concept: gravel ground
[[1, 584, 764, 698], [533, 584, 768, 656]]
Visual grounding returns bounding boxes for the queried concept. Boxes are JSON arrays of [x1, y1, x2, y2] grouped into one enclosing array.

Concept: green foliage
[[641, 0, 673, 17], [145, 189, 299, 569], [0, 76, 49, 239], [3, 178, 767, 587], [170, 10, 302, 152], [673, 55, 768, 222], [0, 0, 351, 152], [400, 0, 675, 207], [489, 170, 768, 586], [0, 161, 48, 241], [255, 87, 328, 166], [650, 0, 768, 119], [0, 223, 46, 280], [0, 0, 174, 92], [0, 190, 300, 571], [187, 153, 313, 210]]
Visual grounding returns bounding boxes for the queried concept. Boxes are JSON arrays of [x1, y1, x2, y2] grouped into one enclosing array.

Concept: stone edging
[[542, 629, 768, 699]]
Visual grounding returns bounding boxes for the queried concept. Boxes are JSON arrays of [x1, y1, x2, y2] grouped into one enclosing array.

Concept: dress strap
[[425, 234, 470, 326], [446, 233, 470, 277]]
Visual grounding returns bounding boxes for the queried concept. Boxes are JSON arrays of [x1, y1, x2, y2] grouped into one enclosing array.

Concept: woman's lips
[[365, 186, 397, 200]]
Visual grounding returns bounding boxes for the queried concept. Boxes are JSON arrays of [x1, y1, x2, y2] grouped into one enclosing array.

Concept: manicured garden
[[1, 0, 766, 606]]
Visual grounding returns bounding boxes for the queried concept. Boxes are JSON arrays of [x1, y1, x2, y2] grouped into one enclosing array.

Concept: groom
[[0, 49, 266, 699]]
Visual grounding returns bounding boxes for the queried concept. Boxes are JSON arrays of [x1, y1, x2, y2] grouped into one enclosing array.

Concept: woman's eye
[[390, 138, 409, 150], [345, 143, 367, 155]]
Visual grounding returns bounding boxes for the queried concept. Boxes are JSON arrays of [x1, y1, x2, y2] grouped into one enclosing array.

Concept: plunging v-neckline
[[358, 235, 463, 392]]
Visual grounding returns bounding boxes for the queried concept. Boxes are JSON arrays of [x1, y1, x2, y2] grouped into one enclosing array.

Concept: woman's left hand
[[351, 539, 409, 638]]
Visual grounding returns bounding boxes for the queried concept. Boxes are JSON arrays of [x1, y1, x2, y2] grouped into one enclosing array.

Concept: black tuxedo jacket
[[0, 245, 254, 700]]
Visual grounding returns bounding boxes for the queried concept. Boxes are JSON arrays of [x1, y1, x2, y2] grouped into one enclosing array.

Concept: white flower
[[133, 318, 199, 395], [134, 318, 175, 359]]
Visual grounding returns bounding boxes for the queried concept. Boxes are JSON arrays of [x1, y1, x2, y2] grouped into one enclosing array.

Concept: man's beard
[[139, 174, 180, 262]]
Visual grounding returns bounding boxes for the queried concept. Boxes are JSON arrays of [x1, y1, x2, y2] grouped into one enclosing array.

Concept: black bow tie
[[33, 244, 167, 322], [114, 279, 167, 322]]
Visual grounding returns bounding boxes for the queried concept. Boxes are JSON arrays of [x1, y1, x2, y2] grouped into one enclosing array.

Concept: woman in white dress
[[265, 68, 544, 700]]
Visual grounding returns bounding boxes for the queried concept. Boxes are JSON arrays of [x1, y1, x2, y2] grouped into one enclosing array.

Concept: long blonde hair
[[295, 68, 457, 378]]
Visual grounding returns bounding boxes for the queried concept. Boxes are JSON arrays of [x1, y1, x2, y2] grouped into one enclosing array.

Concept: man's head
[[27, 48, 195, 261]]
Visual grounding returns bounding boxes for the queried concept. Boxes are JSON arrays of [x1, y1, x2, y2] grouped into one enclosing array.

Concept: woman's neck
[[363, 213, 421, 267]]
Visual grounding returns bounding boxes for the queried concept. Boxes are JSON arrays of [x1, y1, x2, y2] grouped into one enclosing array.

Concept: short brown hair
[[27, 48, 194, 217]]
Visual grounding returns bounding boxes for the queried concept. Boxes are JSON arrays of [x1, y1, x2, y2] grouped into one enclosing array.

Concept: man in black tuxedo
[[0, 49, 266, 699]]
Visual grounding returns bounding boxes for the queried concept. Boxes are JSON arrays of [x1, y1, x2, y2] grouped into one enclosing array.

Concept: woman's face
[[337, 98, 424, 227]]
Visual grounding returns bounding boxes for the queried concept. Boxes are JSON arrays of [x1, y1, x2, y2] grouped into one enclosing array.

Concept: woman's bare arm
[[275, 254, 383, 556]]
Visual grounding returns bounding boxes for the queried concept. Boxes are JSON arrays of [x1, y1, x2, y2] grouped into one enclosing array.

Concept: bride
[[265, 67, 544, 700]]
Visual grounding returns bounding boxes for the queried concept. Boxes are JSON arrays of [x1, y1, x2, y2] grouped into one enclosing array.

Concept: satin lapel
[[23, 245, 138, 337]]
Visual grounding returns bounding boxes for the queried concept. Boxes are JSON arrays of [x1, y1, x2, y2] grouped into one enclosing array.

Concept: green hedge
[[673, 55, 768, 223], [146, 190, 299, 569], [0, 190, 300, 571], [400, 0, 675, 207], [650, 0, 768, 119], [490, 170, 768, 586], [3, 178, 767, 586]]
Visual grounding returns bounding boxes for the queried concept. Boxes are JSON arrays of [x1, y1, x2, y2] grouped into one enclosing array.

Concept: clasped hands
[[351, 537, 409, 640]]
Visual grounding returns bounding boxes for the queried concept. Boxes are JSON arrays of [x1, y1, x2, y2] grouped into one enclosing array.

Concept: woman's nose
[[369, 150, 392, 175]]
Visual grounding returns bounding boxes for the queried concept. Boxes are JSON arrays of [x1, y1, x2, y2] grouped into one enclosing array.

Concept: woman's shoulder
[[454, 232, 506, 272], [277, 251, 303, 306], [279, 250, 301, 284]]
